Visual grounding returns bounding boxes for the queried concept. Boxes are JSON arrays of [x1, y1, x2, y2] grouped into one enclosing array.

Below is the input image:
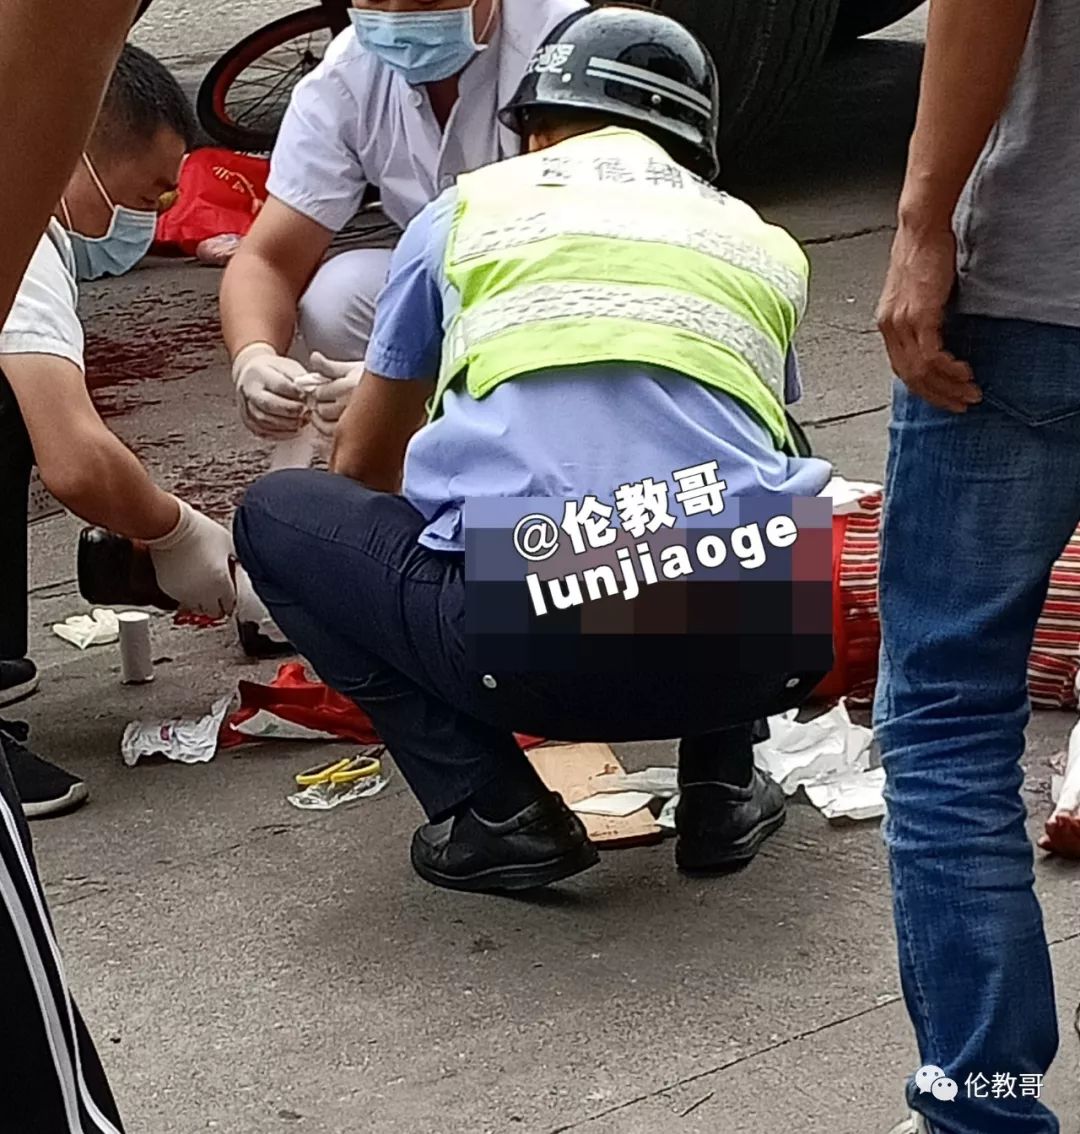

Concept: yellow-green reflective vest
[[435, 128, 809, 450]]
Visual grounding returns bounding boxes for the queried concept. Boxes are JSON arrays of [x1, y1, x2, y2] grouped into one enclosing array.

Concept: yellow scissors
[[294, 753, 383, 789]]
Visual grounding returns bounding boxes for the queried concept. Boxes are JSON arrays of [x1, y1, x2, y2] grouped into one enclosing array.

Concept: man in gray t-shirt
[[955, 0, 1080, 327], [875, 2, 1075, 1133]]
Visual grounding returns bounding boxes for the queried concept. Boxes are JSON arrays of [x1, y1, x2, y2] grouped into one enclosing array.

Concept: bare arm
[[0, 0, 136, 325], [901, 0, 1037, 229], [219, 196, 335, 358], [877, 0, 1037, 411], [4, 354, 180, 539], [330, 371, 434, 493]]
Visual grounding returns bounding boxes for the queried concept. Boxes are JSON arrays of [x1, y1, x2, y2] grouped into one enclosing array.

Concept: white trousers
[[237, 248, 395, 642], [296, 247, 394, 363]]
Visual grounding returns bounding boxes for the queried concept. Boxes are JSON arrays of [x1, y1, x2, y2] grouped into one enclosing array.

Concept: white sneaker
[[887, 1115, 930, 1134]]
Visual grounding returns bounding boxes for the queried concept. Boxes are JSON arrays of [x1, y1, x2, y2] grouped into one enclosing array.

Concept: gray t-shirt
[[954, 0, 1080, 327]]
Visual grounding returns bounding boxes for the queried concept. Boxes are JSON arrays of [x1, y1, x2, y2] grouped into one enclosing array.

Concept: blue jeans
[[875, 315, 1078, 1134]]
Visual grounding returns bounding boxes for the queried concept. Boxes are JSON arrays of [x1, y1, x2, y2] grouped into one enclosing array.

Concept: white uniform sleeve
[[266, 33, 371, 233], [0, 228, 83, 371]]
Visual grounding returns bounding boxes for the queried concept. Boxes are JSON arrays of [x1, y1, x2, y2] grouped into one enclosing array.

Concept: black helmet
[[500, 5, 721, 181]]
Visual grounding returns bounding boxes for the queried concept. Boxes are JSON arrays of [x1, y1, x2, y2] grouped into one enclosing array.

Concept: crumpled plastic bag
[[52, 608, 120, 650], [288, 774, 390, 810], [122, 694, 235, 767]]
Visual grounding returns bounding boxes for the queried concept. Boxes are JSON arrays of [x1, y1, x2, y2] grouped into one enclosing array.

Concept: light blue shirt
[[367, 188, 833, 552]]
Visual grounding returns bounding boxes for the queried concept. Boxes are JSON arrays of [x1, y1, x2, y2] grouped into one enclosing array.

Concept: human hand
[[232, 342, 308, 439], [146, 497, 236, 617], [308, 351, 363, 439], [876, 224, 981, 413]]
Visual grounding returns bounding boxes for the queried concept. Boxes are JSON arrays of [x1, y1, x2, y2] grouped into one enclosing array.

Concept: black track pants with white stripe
[[0, 738, 124, 1133]]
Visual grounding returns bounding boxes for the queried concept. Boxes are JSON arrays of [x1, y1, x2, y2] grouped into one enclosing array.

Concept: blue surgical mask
[[349, 3, 487, 86], [60, 155, 158, 281]]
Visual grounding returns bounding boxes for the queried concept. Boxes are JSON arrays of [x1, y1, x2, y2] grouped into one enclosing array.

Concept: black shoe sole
[[0, 673, 40, 709], [23, 782, 89, 820], [676, 806, 787, 876], [411, 841, 600, 894]]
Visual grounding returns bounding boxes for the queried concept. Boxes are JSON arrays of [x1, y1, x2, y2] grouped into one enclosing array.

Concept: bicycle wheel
[[197, 7, 335, 153]]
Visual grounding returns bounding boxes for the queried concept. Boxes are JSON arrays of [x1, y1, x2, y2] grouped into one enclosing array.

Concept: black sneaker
[[0, 659, 39, 708], [1, 720, 88, 819], [411, 791, 599, 893], [675, 768, 786, 874]]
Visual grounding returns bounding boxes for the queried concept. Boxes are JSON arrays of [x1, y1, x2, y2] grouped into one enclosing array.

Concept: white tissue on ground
[[754, 701, 873, 793], [657, 702, 884, 828], [805, 768, 887, 821], [754, 701, 884, 822], [121, 694, 235, 767]]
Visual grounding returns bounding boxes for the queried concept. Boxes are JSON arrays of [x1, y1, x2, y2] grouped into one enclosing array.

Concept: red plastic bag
[[153, 148, 270, 257]]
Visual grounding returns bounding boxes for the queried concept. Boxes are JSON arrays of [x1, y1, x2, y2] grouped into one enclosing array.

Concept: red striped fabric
[[828, 495, 1080, 710]]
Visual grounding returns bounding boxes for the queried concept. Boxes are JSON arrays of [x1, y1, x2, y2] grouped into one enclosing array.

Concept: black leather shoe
[[411, 791, 599, 893], [675, 768, 786, 874]]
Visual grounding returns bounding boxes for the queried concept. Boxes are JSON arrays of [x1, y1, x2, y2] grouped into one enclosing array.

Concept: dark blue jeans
[[234, 470, 819, 819], [875, 315, 1074, 1134]]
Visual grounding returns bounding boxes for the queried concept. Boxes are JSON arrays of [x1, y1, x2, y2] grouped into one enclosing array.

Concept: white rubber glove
[[232, 342, 308, 440], [308, 351, 364, 440], [145, 498, 237, 617]]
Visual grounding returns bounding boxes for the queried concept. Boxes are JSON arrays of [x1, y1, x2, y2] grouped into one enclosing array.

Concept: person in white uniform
[[0, 47, 237, 822], [220, 0, 586, 445]]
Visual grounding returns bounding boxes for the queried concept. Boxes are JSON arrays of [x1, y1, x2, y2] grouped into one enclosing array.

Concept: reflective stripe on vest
[[436, 128, 809, 449]]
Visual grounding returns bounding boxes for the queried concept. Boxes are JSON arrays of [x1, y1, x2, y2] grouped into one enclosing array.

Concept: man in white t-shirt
[[0, 45, 237, 819], [219, 0, 584, 446]]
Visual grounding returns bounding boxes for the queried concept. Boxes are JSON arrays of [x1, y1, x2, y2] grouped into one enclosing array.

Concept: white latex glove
[[146, 498, 237, 617], [308, 351, 364, 439], [232, 342, 308, 440]]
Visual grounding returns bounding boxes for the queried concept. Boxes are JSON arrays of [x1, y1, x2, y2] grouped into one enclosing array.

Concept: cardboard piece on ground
[[528, 743, 663, 849]]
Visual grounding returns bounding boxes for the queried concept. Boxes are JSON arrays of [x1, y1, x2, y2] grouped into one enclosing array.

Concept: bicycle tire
[[196, 6, 334, 153]]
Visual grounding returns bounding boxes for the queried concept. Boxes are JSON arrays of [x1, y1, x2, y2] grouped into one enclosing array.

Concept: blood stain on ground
[[84, 314, 223, 420]]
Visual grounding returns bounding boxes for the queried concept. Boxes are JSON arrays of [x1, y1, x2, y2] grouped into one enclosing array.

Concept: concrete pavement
[[24, 6, 1080, 1131]]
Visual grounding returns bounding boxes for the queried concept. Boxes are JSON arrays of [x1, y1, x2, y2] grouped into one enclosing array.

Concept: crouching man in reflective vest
[[234, 6, 834, 895]]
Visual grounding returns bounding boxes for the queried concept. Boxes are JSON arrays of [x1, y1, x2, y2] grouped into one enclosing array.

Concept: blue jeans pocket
[[950, 315, 1080, 427]]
